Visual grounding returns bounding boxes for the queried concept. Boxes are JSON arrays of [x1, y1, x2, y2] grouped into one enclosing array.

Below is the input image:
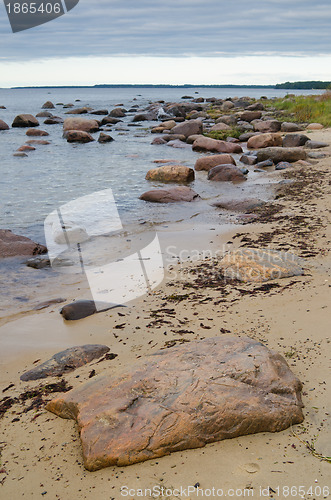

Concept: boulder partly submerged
[[145, 165, 194, 183], [0, 229, 47, 258], [140, 186, 200, 203], [20, 344, 111, 381], [220, 248, 304, 282], [46, 335, 304, 471]]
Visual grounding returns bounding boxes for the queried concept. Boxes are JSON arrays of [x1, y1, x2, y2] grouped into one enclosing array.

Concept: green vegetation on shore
[[268, 92, 331, 126], [275, 81, 331, 89]]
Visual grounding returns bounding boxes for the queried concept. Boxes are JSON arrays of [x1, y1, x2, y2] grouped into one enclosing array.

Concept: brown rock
[[159, 119, 176, 130], [17, 145, 36, 152], [20, 345, 111, 381], [98, 132, 114, 143], [216, 115, 238, 126], [109, 108, 126, 118], [12, 114, 39, 128], [65, 107, 90, 114], [101, 117, 121, 125], [195, 154, 236, 171], [239, 132, 260, 142], [27, 139, 51, 145], [0, 119, 9, 130], [240, 154, 257, 165], [44, 116, 64, 125], [247, 133, 283, 149], [213, 198, 266, 212], [152, 137, 167, 145], [192, 136, 242, 154], [146, 165, 194, 183], [0, 229, 47, 258], [46, 335, 304, 471], [162, 134, 186, 142], [240, 111, 262, 122], [256, 147, 306, 163], [63, 118, 99, 133], [140, 186, 200, 203], [221, 100, 235, 111], [281, 122, 304, 132], [26, 128, 49, 136], [90, 109, 109, 115], [64, 130, 95, 143], [25, 140, 50, 145], [36, 111, 53, 118], [220, 248, 304, 282], [253, 120, 281, 133], [208, 165, 247, 182], [245, 102, 264, 111], [186, 134, 201, 144], [306, 123, 323, 130], [209, 122, 232, 132], [42, 101, 55, 109], [169, 119, 203, 138]]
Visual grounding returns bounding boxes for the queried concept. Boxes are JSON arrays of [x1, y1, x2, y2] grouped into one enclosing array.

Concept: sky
[[0, 0, 330, 86]]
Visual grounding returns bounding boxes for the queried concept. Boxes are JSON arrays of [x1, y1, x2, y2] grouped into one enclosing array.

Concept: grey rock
[[20, 344, 111, 381], [282, 134, 309, 148], [256, 147, 306, 163]]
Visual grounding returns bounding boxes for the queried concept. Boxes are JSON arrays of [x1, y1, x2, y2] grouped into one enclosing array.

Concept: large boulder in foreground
[[192, 136, 242, 154], [20, 345, 110, 381], [63, 117, 99, 133], [195, 154, 236, 171], [220, 248, 304, 282], [12, 114, 39, 127], [169, 119, 203, 138], [140, 186, 200, 203], [0, 229, 47, 258], [247, 133, 282, 149], [46, 335, 304, 470], [145, 165, 194, 183], [208, 165, 247, 182], [256, 147, 306, 163]]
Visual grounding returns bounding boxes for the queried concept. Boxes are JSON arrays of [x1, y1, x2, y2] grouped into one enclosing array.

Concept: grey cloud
[[0, 0, 330, 61]]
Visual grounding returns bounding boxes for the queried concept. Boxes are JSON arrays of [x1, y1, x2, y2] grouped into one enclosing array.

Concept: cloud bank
[[0, 0, 330, 61]]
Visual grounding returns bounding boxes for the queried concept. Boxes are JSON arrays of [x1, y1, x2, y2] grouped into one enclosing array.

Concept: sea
[[0, 86, 324, 319]]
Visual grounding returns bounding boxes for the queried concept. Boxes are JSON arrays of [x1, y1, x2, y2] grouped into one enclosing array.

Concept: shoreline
[[0, 126, 330, 497]]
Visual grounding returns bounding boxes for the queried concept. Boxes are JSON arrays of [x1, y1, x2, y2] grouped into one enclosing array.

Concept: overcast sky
[[0, 0, 330, 86]]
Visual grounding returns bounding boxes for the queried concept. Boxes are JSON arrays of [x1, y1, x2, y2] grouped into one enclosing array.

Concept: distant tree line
[[275, 81, 331, 89]]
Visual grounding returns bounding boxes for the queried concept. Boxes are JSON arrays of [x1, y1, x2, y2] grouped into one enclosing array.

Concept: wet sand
[[0, 129, 330, 499]]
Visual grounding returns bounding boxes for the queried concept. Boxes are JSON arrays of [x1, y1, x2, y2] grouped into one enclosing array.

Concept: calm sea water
[[0, 86, 323, 241], [0, 86, 323, 318]]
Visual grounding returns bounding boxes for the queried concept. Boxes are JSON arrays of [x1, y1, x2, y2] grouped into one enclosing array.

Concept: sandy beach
[[0, 128, 330, 499]]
